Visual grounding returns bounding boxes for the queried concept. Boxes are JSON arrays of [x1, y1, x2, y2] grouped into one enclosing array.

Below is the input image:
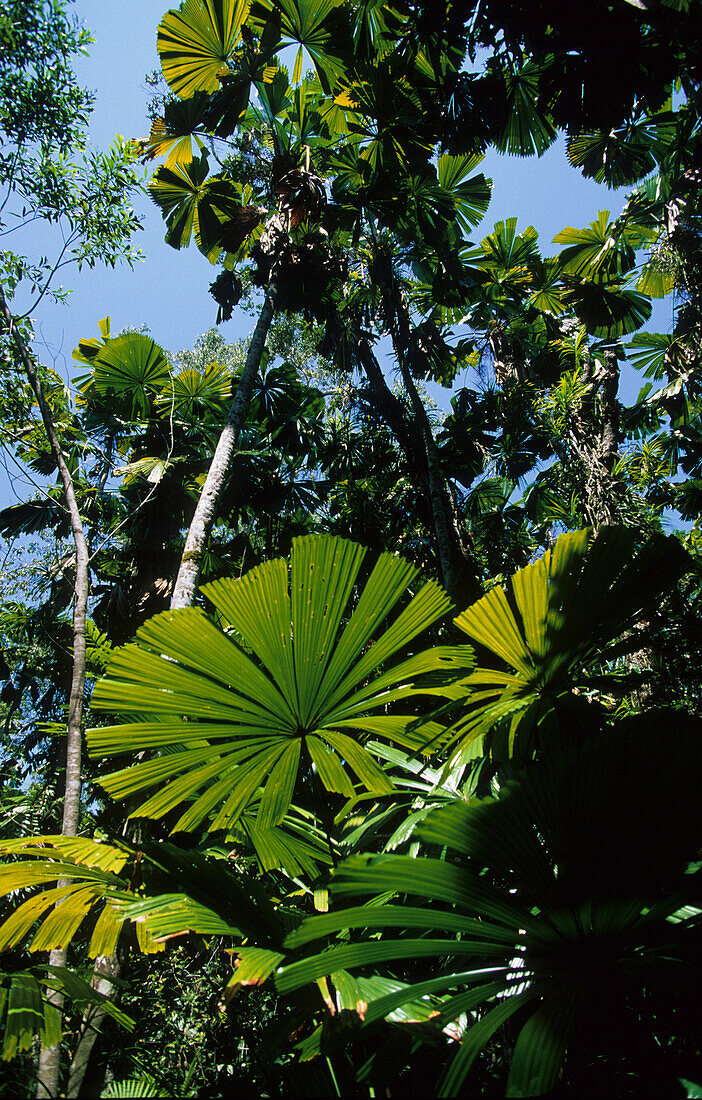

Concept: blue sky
[[2, 0, 675, 513], [20, 1, 673, 378]]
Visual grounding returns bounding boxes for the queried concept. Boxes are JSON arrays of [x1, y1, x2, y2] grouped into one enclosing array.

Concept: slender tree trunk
[[171, 286, 277, 609], [356, 333, 482, 605], [398, 354, 483, 607], [576, 348, 622, 528], [0, 285, 89, 1100], [355, 336, 427, 470], [65, 953, 121, 1099], [369, 283, 483, 607]]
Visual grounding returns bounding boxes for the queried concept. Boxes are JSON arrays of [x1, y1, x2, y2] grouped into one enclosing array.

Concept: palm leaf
[[248, 0, 350, 92], [554, 211, 635, 281], [436, 154, 492, 236], [494, 61, 556, 157], [148, 154, 248, 258], [627, 331, 679, 378], [0, 837, 160, 957], [635, 260, 675, 298], [566, 113, 677, 188], [158, 0, 251, 98], [102, 1077, 164, 1098], [157, 361, 233, 421], [0, 965, 133, 1062], [142, 93, 211, 168], [88, 535, 472, 835], [446, 527, 690, 760], [90, 334, 171, 417], [0, 497, 65, 538], [276, 712, 702, 1097], [563, 280, 653, 338]]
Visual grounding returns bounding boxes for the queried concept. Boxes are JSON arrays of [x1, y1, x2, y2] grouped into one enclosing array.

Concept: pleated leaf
[[89, 536, 468, 835], [91, 334, 171, 418], [506, 984, 581, 1097], [142, 93, 211, 168], [554, 211, 635, 281], [437, 154, 492, 235], [1, 967, 134, 1061], [149, 155, 246, 258], [158, 0, 251, 98], [450, 527, 690, 757], [122, 894, 243, 941], [0, 839, 151, 958], [564, 281, 652, 338], [495, 62, 556, 157], [276, 713, 702, 1096], [248, 0, 350, 92]]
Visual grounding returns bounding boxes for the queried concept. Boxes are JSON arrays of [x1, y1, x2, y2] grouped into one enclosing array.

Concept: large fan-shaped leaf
[[277, 713, 702, 1097], [447, 527, 690, 760], [102, 1078, 164, 1099], [148, 154, 250, 259], [554, 211, 636, 281], [90, 334, 171, 418], [564, 281, 652, 338], [494, 62, 557, 157], [158, 0, 251, 98], [635, 259, 675, 298], [0, 835, 284, 960], [627, 331, 681, 379], [248, 0, 350, 91], [142, 93, 211, 168], [157, 361, 234, 422], [88, 535, 472, 833], [0, 497, 65, 538], [0, 836, 161, 958], [566, 113, 677, 188], [437, 154, 491, 236], [477, 218, 540, 272], [526, 258, 566, 315]]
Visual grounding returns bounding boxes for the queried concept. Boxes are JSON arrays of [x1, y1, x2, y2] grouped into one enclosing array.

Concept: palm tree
[[278, 709, 702, 1096]]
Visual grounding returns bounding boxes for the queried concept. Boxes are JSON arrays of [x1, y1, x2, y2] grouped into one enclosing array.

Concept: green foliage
[[2, 0, 702, 1094], [87, 535, 471, 833], [0, 965, 133, 1063], [447, 526, 691, 761], [279, 712, 702, 1096], [158, 0, 253, 99], [0, 2, 143, 308]]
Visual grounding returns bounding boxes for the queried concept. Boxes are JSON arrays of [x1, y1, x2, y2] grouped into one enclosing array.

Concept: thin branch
[[15, 228, 80, 319]]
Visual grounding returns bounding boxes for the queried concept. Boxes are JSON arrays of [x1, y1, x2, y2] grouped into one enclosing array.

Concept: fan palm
[[277, 710, 702, 1096], [157, 0, 252, 98], [443, 526, 690, 763], [88, 535, 473, 834], [0, 836, 162, 959]]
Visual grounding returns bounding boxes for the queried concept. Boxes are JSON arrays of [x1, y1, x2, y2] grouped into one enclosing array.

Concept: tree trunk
[[370, 285, 483, 607], [397, 355, 483, 608], [0, 286, 89, 1100], [65, 953, 121, 1099], [171, 286, 277, 609], [578, 348, 622, 528], [355, 336, 427, 472]]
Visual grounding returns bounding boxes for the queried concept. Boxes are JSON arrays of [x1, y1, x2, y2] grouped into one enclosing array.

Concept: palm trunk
[[375, 288, 483, 608], [0, 285, 89, 1100], [355, 336, 427, 470], [356, 332, 482, 606], [576, 347, 622, 528], [171, 285, 277, 609], [398, 354, 483, 607]]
